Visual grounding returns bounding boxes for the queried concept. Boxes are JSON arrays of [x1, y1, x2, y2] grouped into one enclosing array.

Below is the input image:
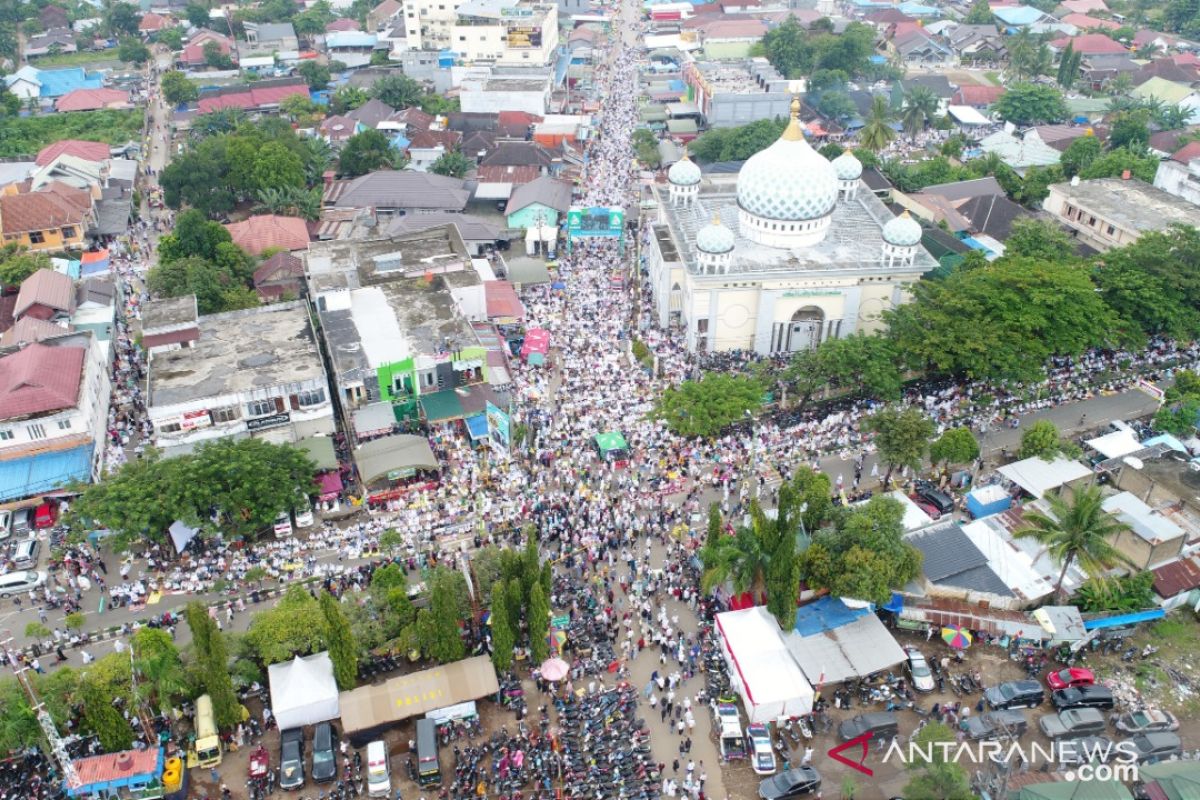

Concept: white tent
[[1085, 430, 1142, 460], [268, 652, 340, 730], [997, 456, 1092, 499], [714, 606, 814, 722]]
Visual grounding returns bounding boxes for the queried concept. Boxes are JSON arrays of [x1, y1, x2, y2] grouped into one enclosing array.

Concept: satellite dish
[[1123, 456, 1144, 470]]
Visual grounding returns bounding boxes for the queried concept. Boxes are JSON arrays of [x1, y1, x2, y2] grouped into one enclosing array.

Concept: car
[[914, 481, 954, 515], [1051, 686, 1115, 711], [904, 647, 935, 693], [1056, 736, 1115, 765], [273, 512, 293, 538], [1047, 667, 1095, 691], [837, 712, 899, 743], [985, 681, 1046, 711], [279, 728, 305, 790], [746, 723, 776, 776], [908, 495, 942, 521], [311, 721, 338, 783], [33, 502, 57, 529], [961, 710, 1028, 742], [757, 767, 822, 799], [0, 510, 10, 540], [1112, 709, 1180, 735], [11, 508, 32, 536], [714, 704, 747, 761], [1123, 732, 1183, 764], [1038, 708, 1108, 740], [0, 570, 46, 598]]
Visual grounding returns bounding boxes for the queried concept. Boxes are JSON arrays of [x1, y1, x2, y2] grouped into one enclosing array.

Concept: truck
[[189, 695, 222, 768]]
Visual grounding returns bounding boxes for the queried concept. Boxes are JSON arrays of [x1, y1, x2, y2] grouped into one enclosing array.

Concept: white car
[[905, 647, 936, 693], [746, 723, 776, 775], [273, 512, 293, 538], [294, 499, 315, 528], [0, 570, 46, 597]]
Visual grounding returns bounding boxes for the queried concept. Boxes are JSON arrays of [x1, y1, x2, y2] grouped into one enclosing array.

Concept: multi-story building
[[452, 0, 559, 66], [1152, 143, 1200, 208], [0, 182, 93, 252], [1042, 176, 1200, 252], [682, 58, 795, 128], [146, 301, 335, 455], [400, 0, 462, 50], [0, 332, 111, 501]]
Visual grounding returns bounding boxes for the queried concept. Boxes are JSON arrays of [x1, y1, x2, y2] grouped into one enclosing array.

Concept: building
[[452, 0, 559, 66], [196, 78, 308, 114], [1042, 177, 1200, 251], [180, 30, 236, 69], [0, 333, 111, 502], [241, 22, 299, 58], [254, 252, 306, 301], [0, 182, 94, 252], [399, 0, 461, 49], [224, 214, 310, 256], [368, 0, 403, 31], [323, 170, 471, 215], [505, 175, 572, 229], [25, 28, 78, 58], [146, 301, 335, 454], [459, 73, 552, 116], [645, 102, 936, 354], [140, 295, 199, 354], [1153, 142, 1200, 206], [683, 58, 794, 128], [35, 140, 111, 167], [2, 66, 104, 100], [1102, 491, 1186, 571], [15, 269, 74, 322], [71, 277, 116, 342], [55, 87, 132, 112]]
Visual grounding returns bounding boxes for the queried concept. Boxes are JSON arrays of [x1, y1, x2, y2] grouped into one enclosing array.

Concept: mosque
[[644, 99, 937, 355]]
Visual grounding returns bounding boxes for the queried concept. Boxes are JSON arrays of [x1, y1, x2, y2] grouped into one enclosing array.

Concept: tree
[[0, 678, 40, 753], [654, 373, 764, 438], [1015, 485, 1128, 598], [700, 523, 773, 603], [79, 675, 134, 752], [319, 591, 358, 690], [1060, 134, 1101, 177], [632, 128, 661, 167], [280, 94, 324, 125], [859, 95, 896, 152], [184, 602, 240, 730], [1163, 0, 1200, 38], [929, 427, 980, 469], [688, 118, 787, 162], [118, 37, 149, 64], [863, 406, 935, 486], [903, 722, 974, 800], [185, 2, 211, 28], [817, 90, 857, 124], [1108, 109, 1151, 151], [131, 627, 188, 715], [1074, 572, 1155, 612], [1056, 42, 1081, 89], [1154, 397, 1200, 436], [338, 129, 396, 177], [252, 141, 306, 193], [419, 568, 467, 663], [0, 245, 51, 288], [489, 579, 515, 673], [965, 0, 994, 23], [1017, 420, 1080, 460], [160, 71, 199, 106], [203, 40, 234, 69], [330, 85, 369, 114], [0, 86, 19, 118], [158, 26, 185, 50], [148, 256, 258, 314], [294, 1, 336, 35], [372, 73, 424, 109], [994, 82, 1067, 124], [247, 585, 327, 664], [812, 333, 902, 402], [429, 151, 472, 178], [158, 209, 233, 263], [297, 60, 332, 90], [528, 579, 551, 663], [1080, 147, 1159, 183], [1003, 218, 1075, 261], [900, 86, 939, 138], [106, 2, 140, 36]]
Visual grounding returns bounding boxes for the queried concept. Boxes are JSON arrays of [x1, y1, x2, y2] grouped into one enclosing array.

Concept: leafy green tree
[[489, 580, 515, 673], [654, 373, 764, 438], [158, 26, 185, 50], [503, 578, 524, 649], [1060, 135, 1101, 177], [1017, 420, 1080, 460], [527, 580, 551, 663], [148, 255, 258, 314], [297, 60, 332, 90], [319, 591, 358, 690], [903, 722, 973, 800], [185, 2, 211, 27], [331, 85, 370, 114], [0, 85, 19, 117], [1153, 397, 1200, 436], [1016, 485, 1127, 598], [705, 503, 723, 549], [688, 118, 787, 162], [247, 585, 327, 664], [859, 95, 896, 152], [118, 37, 149, 64], [0, 245, 51, 288], [203, 39, 234, 69], [1007, 29, 1052, 80], [817, 90, 857, 124], [994, 82, 1068, 124], [132, 627, 188, 715], [106, 2, 140, 36], [161, 70, 199, 106], [252, 141, 306, 193], [372, 73, 424, 108], [338, 129, 396, 177], [419, 568, 467, 663], [1073, 572, 1155, 612], [158, 209, 233, 263], [1080, 147, 1160, 183], [1163, 0, 1200, 38], [0, 678, 40, 753], [965, 0, 994, 23], [632, 128, 660, 167], [809, 68, 849, 94], [1003, 218, 1075, 261], [929, 427, 980, 469], [294, 1, 336, 35], [901, 86, 939, 138], [79, 676, 134, 752], [1108, 109, 1151, 151], [815, 333, 903, 402], [701, 521, 773, 602], [1056, 42, 1079, 88], [184, 602, 240, 730], [429, 151, 472, 178], [863, 406, 935, 486]]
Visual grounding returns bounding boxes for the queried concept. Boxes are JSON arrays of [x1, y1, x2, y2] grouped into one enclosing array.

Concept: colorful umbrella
[[941, 625, 972, 649], [547, 629, 567, 653], [540, 657, 570, 682]]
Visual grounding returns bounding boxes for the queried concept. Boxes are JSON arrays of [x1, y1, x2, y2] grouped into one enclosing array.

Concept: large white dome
[[883, 210, 922, 247], [696, 218, 735, 254], [737, 105, 838, 223], [668, 153, 701, 186], [832, 150, 863, 181]]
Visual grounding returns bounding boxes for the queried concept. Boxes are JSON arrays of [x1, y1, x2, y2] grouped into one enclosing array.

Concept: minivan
[[366, 740, 391, 797], [0, 570, 46, 598], [985, 680, 1045, 711], [0, 510, 10, 540], [837, 712, 899, 743], [11, 508, 32, 536], [416, 718, 441, 787], [311, 721, 337, 783], [1038, 708, 1108, 740], [11, 538, 39, 569]]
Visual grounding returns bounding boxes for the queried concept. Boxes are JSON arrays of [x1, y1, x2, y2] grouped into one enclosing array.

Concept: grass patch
[[984, 71, 1002, 86], [1150, 617, 1198, 649], [29, 51, 128, 68], [1133, 663, 1168, 694], [0, 109, 143, 158]]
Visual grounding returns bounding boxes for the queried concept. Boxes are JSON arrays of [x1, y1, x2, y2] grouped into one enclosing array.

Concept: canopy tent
[[168, 520, 199, 554], [521, 328, 550, 359], [997, 456, 1092, 499], [79, 249, 111, 276], [947, 105, 991, 126], [504, 257, 552, 285], [317, 471, 343, 498], [297, 436, 339, 472], [594, 431, 628, 454], [714, 606, 815, 722], [356, 435, 439, 487], [783, 597, 907, 686], [354, 402, 397, 437], [420, 390, 466, 422], [339, 656, 499, 745], [466, 414, 489, 441], [268, 652, 340, 731], [1141, 432, 1189, 454], [1085, 430, 1142, 459]]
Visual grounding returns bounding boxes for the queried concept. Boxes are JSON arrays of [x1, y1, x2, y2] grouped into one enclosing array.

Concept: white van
[[11, 537, 39, 568], [366, 740, 390, 797], [272, 512, 293, 538], [294, 497, 315, 528]]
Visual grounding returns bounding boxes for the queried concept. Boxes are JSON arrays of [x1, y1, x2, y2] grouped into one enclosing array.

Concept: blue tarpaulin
[[465, 414, 489, 441], [1082, 609, 1166, 630], [883, 593, 904, 613], [1142, 433, 1189, 453], [793, 596, 870, 636], [0, 443, 93, 502]]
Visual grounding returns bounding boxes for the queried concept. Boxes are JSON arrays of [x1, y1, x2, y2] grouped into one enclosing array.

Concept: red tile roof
[[0, 317, 72, 347], [1050, 33, 1126, 54], [0, 184, 92, 237], [407, 128, 461, 150], [0, 342, 85, 419], [326, 18, 361, 31], [1061, 13, 1120, 30], [952, 85, 1007, 106], [15, 269, 75, 318], [1171, 141, 1200, 164], [225, 214, 310, 255], [35, 139, 110, 166], [55, 88, 131, 112], [1152, 554, 1200, 599], [476, 165, 540, 185], [139, 12, 169, 31], [197, 82, 308, 113], [73, 749, 161, 789], [484, 280, 524, 320], [253, 251, 304, 286]]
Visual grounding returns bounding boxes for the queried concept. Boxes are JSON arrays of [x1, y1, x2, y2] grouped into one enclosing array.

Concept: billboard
[[567, 206, 624, 240], [486, 401, 511, 455]]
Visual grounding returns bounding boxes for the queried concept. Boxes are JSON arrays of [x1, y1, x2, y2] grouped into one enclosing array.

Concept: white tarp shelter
[[268, 652, 340, 730], [168, 520, 199, 554], [947, 105, 991, 126], [1085, 430, 1142, 460], [714, 606, 815, 722], [997, 456, 1092, 499]]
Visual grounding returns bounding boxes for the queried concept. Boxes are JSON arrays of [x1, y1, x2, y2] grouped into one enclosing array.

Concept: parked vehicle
[[311, 721, 337, 783], [1051, 686, 1115, 711], [1038, 708, 1108, 740], [1112, 709, 1180, 735], [416, 718, 441, 787], [747, 723, 776, 775], [190, 695, 223, 769], [0, 570, 46, 598], [961, 710, 1028, 742], [279, 728, 305, 790], [10, 537, 38, 568], [837, 712, 899, 743], [914, 481, 954, 515], [366, 740, 391, 797], [985, 681, 1046, 711], [273, 512, 293, 538], [33, 501, 57, 529], [1056, 736, 1115, 765], [904, 647, 935, 693], [1047, 667, 1095, 690], [0, 510, 10, 540], [715, 704, 747, 760], [11, 508, 32, 536], [757, 767, 822, 799], [1123, 732, 1183, 764]]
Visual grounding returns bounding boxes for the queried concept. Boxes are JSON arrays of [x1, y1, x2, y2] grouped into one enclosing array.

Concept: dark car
[[311, 721, 338, 783], [1038, 708, 1108, 740], [985, 680, 1046, 711], [279, 729, 305, 791], [758, 767, 822, 799], [1052, 686, 1115, 711], [1124, 732, 1183, 764], [837, 712, 899, 743], [962, 710, 1028, 741], [914, 481, 954, 514], [1057, 736, 1115, 766]]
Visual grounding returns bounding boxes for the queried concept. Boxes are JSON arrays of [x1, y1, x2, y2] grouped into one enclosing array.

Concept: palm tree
[[901, 86, 939, 138], [1014, 486, 1128, 600], [700, 523, 773, 601], [859, 95, 897, 152]]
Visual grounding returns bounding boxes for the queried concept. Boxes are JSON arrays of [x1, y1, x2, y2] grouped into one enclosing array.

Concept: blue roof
[[37, 67, 104, 98], [1082, 609, 1166, 630], [326, 31, 378, 48], [465, 413, 489, 440], [1142, 433, 1189, 453], [0, 442, 94, 501], [793, 596, 870, 636], [992, 5, 1044, 25], [898, 1, 940, 15]]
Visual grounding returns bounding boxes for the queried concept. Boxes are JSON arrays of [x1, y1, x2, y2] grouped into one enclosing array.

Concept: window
[[61, 226, 76, 239], [0, 429, 12, 441], [29, 231, 45, 244], [297, 388, 326, 407], [159, 422, 182, 434], [211, 407, 239, 423], [27, 424, 46, 440], [246, 398, 275, 418], [1106, 225, 1115, 235], [421, 370, 436, 388], [459, 35, 465, 41], [56, 419, 71, 430]]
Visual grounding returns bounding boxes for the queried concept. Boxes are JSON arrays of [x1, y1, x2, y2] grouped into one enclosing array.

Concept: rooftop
[[148, 302, 325, 407], [142, 295, 198, 332], [1049, 178, 1200, 231], [0, 341, 85, 420], [908, 522, 1015, 598], [693, 58, 786, 95]]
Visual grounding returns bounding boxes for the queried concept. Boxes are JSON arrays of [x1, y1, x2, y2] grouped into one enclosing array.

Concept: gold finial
[[711, 215, 721, 225], [781, 94, 805, 141], [900, 210, 911, 218], [682, 143, 690, 159]]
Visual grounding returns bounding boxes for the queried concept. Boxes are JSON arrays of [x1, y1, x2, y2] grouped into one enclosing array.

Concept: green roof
[[594, 431, 628, 452], [1139, 761, 1200, 800], [420, 389, 466, 422], [1133, 76, 1193, 105], [1014, 780, 1133, 800]]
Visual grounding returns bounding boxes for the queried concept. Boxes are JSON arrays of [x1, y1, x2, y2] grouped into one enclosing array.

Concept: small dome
[[737, 99, 838, 222], [883, 211, 922, 247], [696, 217, 735, 254], [832, 150, 863, 181], [668, 153, 701, 186]]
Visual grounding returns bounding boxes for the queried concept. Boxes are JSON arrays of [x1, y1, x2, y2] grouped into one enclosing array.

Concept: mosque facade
[[644, 100, 936, 355]]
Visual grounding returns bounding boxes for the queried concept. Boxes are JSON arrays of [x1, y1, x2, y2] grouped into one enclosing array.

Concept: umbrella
[[552, 281, 566, 289], [540, 656, 570, 682], [942, 625, 972, 649]]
